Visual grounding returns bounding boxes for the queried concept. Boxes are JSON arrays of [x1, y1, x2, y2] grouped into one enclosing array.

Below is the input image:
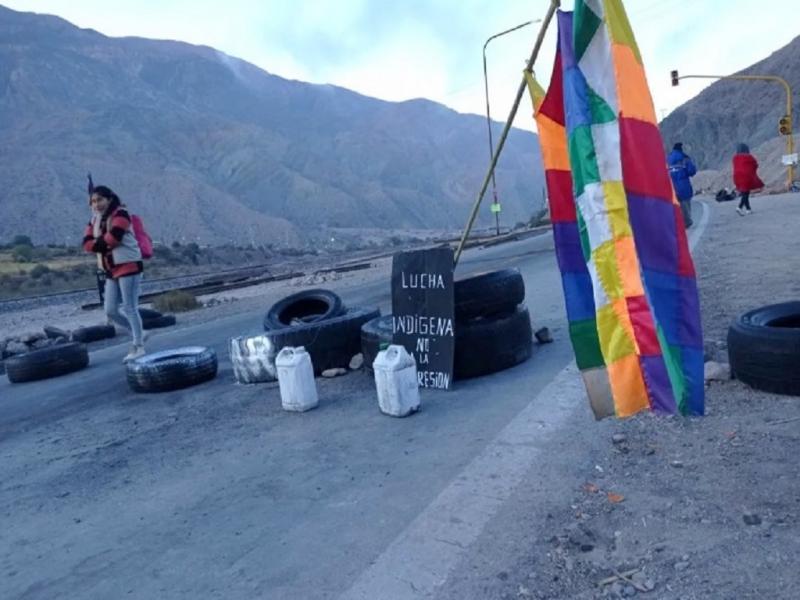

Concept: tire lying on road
[[361, 315, 393, 372], [454, 268, 525, 321], [264, 289, 344, 330], [230, 335, 278, 383], [728, 301, 800, 396], [5, 342, 89, 383], [454, 305, 533, 379], [126, 346, 218, 393], [264, 307, 380, 375], [71, 324, 116, 343], [138, 307, 162, 320], [142, 314, 177, 330]]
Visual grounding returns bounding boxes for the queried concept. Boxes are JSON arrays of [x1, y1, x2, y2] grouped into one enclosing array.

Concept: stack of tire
[[230, 289, 379, 383], [361, 268, 533, 379]]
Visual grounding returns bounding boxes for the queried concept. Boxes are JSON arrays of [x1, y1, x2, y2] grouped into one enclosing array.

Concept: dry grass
[[0, 253, 91, 274], [152, 290, 200, 313]]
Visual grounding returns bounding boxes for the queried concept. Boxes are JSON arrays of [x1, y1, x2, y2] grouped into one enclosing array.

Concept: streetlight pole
[[454, 0, 560, 267], [483, 19, 540, 236], [671, 71, 796, 188]]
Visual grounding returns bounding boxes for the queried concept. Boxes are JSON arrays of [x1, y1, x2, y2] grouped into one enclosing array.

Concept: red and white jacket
[[83, 201, 143, 279]]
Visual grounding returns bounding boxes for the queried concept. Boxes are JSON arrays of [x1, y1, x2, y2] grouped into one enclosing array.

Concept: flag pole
[[454, 0, 561, 267]]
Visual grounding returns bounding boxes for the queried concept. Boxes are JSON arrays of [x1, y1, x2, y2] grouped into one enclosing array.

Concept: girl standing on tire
[[82, 185, 146, 362], [732, 143, 764, 216]]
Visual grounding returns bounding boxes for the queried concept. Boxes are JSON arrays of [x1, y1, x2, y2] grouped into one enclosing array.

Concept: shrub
[[529, 207, 549, 227], [152, 290, 200, 313], [12, 245, 33, 262], [29, 264, 51, 279], [12, 235, 33, 247], [0, 275, 21, 292]]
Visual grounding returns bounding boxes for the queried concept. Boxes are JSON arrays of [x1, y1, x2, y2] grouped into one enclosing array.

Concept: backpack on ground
[[130, 214, 154, 259]]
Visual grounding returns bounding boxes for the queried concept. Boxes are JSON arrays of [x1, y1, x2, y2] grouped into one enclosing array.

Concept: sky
[[3, 1, 798, 132]]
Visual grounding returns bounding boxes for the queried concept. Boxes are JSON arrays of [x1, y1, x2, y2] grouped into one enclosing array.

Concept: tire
[[728, 302, 800, 395], [361, 315, 394, 372], [264, 289, 344, 330], [71, 324, 116, 343], [142, 314, 177, 330], [454, 305, 533, 379], [454, 269, 525, 322], [126, 346, 218, 393], [263, 307, 380, 375], [5, 342, 89, 383], [229, 335, 278, 384], [139, 307, 162, 320]]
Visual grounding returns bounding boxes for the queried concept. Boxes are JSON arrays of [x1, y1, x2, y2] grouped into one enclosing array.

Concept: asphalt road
[[0, 216, 707, 599]]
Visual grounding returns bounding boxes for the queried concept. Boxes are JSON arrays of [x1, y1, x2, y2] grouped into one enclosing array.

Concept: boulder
[[5, 340, 29, 356], [704, 361, 731, 382], [349, 353, 364, 370], [32, 338, 56, 350], [321, 368, 348, 378], [21, 332, 46, 344], [44, 325, 70, 340]]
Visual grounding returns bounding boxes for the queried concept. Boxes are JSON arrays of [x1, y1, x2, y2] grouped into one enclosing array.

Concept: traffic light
[[671, 70, 679, 86], [779, 115, 792, 136]]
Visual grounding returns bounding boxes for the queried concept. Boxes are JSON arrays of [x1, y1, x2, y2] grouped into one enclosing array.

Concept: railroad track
[[0, 227, 547, 314]]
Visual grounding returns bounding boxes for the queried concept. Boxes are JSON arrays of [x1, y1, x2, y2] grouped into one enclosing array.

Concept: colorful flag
[[527, 1, 703, 418]]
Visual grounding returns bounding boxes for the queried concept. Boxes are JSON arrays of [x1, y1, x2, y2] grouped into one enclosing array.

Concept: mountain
[[0, 5, 544, 246], [660, 35, 800, 174]]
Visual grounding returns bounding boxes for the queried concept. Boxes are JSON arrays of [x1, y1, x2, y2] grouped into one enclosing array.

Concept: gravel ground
[[440, 194, 800, 599]]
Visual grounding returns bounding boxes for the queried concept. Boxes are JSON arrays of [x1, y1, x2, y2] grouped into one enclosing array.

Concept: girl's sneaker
[[736, 207, 745, 216], [123, 345, 146, 363]]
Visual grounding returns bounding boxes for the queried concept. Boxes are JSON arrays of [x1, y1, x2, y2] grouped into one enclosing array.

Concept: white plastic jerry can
[[275, 346, 319, 412], [373, 344, 421, 417]]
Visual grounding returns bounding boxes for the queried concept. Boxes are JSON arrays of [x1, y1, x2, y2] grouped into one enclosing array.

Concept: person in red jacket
[[732, 143, 764, 216], [82, 185, 146, 362]]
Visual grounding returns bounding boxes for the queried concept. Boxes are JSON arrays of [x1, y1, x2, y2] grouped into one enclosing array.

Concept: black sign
[[391, 247, 455, 390]]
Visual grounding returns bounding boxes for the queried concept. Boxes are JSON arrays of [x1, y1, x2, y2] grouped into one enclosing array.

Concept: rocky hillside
[[0, 5, 544, 246], [660, 35, 800, 173]]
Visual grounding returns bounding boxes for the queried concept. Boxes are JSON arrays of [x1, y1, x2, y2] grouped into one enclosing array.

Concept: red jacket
[[82, 203, 143, 279], [732, 153, 764, 192]]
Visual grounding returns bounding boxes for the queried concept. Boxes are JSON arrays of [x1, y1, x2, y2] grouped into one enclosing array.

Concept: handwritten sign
[[391, 247, 455, 390]]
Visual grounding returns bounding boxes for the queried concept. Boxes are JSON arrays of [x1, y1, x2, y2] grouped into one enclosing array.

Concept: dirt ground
[[473, 193, 800, 599]]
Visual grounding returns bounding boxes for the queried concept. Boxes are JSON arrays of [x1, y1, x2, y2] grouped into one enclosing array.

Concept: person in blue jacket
[[667, 142, 697, 228]]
